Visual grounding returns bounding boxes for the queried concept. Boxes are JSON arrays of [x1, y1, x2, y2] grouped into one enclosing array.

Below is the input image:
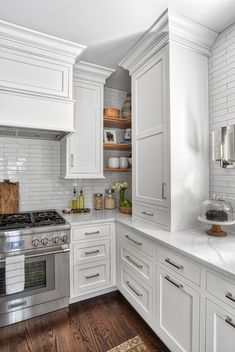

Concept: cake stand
[[198, 216, 235, 237]]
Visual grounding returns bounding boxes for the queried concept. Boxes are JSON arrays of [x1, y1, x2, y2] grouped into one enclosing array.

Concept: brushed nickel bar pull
[[165, 275, 183, 289], [71, 154, 74, 167], [142, 211, 154, 217], [165, 258, 184, 270], [85, 231, 100, 235], [85, 249, 100, 255], [162, 182, 167, 200], [85, 273, 100, 279], [225, 292, 235, 303], [126, 255, 143, 269], [126, 281, 142, 297], [8, 301, 27, 309], [125, 235, 142, 246], [225, 316, 235, 328]]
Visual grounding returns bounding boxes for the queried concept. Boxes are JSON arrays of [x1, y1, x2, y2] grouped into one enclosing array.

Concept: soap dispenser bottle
[[79, 187, 85, 210]]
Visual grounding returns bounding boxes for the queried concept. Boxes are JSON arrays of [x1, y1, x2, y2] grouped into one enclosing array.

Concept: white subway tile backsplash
[[0, 87, 131, 211], [209, 22, 235, 205]]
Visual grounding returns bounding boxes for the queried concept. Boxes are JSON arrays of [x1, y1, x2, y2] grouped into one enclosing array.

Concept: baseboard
[[69, 286, 117, 304]]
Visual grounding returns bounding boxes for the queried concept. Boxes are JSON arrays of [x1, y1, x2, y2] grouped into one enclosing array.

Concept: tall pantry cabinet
[[119, 9, 217, 231]]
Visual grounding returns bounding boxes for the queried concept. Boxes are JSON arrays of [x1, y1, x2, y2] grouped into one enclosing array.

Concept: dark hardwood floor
[[0, 291, 169, 352]]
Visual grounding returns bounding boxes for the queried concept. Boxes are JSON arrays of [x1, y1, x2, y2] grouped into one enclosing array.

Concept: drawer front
[[119, 225, 154, 258], [73, 224, 111, 241], [73, 260, 110, 294], [120, 265, 153, 322], [120, 241, 153, 285], [157, 245, 201, 286], [134, 203, 168, 227], [207, 271, 235, 309], [74, 239, 110, 265]]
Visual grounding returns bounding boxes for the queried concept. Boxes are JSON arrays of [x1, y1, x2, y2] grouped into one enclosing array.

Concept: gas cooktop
[[0, 210, 66, 231]]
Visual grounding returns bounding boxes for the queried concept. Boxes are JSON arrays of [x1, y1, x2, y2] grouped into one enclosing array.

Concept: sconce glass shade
[[199, 194, 233, 222], [212, 125, 235, 168]]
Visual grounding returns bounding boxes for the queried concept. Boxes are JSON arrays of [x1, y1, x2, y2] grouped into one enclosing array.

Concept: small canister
[[94, 193, 103, 210], [104, 189, 116, 210]]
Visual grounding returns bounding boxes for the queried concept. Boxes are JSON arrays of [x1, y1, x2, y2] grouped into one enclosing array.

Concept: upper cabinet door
[[133, 48, 168, 207], [68, 80, 103, 178]]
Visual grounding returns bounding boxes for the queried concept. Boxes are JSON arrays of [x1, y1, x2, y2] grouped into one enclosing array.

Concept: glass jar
[[104, 189, 115, 210], [199, 194, 233, 222], [94, 193, 103, 210]]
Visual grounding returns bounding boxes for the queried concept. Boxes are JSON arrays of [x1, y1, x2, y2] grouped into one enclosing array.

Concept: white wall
[[209, 22, 235, 208], [0, 87, 131, 211]]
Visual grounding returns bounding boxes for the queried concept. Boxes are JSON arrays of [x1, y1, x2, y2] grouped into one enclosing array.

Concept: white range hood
[[0, 19, 86, 139]]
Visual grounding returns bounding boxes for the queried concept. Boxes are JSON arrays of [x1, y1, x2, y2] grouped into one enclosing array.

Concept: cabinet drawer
[[207, 272, 235, 309], [134, 203, 168, 227], [120, 241, 153, 286], [157, 245, 201, 286], [119, 225, 154, 258], [120, 265, 153, 323], [74, 239, 110, 265], [73, 224, 110, 241], [73, 260, 110, 294]]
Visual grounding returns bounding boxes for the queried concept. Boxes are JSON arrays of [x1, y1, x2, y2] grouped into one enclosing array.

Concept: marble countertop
[[61, 209, 235, 279]]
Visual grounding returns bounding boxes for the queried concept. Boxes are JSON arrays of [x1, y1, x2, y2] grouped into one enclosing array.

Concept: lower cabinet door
[[206, 299, 235, 352], [156, 266, 200, 352]]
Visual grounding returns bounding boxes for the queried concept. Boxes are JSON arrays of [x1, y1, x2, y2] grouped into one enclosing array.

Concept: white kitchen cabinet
[[133, 49, 168, 209], [0, 19, 86, 133], [61, 61, 114, 179], [119, 9, 217, 231], [206, 299, 235, 352], [70, 222, 116, 302], [156, 266, 200, 352]]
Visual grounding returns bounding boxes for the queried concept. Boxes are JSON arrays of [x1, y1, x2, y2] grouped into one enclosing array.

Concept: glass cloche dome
[[199, 194, 233, 222]]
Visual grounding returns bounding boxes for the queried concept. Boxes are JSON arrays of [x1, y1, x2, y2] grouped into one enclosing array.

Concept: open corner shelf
[[104, 143, 132, 151], [104, 116, 131, 129], [104, 168, 132, 172]]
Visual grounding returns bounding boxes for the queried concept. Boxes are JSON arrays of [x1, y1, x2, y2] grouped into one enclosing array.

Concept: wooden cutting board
[[0, 180, 19, 214]]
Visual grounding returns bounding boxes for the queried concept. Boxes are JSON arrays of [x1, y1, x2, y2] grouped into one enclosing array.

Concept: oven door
[[0, 246, 70, 314]]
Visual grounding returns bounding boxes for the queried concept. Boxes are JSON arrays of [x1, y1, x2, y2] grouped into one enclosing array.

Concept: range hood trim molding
[[0, 19, 87, 64]]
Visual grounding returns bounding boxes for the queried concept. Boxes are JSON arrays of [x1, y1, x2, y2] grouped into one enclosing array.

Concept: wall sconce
[[212, 124, 235, 168]]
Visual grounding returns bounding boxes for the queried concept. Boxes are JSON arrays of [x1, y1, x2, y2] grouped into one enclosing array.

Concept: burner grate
[[0, 210, 65, 231]]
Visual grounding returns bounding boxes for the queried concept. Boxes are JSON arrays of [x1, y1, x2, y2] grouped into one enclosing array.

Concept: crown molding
[[119, 8, 218, 73], [0, 19, 86, 64], [74, 61, 115, 84]]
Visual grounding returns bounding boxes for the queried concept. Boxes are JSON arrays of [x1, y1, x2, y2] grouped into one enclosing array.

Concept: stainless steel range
[[0, 210, 70, 327]]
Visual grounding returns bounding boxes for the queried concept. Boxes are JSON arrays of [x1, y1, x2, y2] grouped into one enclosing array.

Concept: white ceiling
[[0, 0, 235, 90]]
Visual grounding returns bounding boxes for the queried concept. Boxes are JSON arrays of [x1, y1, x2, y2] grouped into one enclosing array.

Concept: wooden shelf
[[104, 168, 132, 172], [104, 143, 131, 151], [104, 116, 131, 129]]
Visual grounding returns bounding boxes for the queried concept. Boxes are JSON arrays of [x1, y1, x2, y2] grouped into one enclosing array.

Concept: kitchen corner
[[1, 3, 235, 352]]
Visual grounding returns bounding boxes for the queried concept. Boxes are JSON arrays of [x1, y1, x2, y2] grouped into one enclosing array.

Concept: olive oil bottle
[[71, 187, 78, 210], [79, 187, 85, 210]]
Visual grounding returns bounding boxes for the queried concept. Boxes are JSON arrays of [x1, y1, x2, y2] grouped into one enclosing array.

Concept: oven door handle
[[26, 248, 70, 259], [0, 248, 70, 262]]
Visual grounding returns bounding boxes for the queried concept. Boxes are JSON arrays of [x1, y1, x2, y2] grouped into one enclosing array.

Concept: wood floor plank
[[0, 291, 169, 352]]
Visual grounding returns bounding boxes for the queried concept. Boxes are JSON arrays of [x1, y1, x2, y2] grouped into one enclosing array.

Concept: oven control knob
[[41, 238, 48, 246], [61, 235, 68, 243], [32, 239, 40, 247], [52, 236, 60, 244]]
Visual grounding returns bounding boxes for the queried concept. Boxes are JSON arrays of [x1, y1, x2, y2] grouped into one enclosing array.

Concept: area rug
[[107, 335, 150, 352]]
